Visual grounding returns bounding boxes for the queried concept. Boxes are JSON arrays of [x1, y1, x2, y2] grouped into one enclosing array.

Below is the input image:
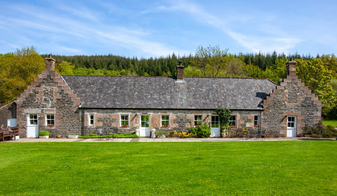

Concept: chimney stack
[[286, 58, 297, 76], [45, 54, 55, 71], [176, 61, 184, 81]]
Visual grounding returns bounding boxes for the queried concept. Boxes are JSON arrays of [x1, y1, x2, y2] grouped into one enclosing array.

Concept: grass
[[0, 141, 336, 195], [323, 120, 337, 127]]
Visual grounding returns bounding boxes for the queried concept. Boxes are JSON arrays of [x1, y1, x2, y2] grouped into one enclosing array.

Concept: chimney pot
[[45, 54, 55, 71]]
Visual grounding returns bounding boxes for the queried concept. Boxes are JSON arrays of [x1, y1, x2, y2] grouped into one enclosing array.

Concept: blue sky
[[0, 0, 336, 58]]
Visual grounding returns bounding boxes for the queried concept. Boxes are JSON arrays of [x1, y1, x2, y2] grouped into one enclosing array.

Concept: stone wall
[[81, 109, 261, 136], [261, 74, 322, 136], [15, 58, 81, 138]]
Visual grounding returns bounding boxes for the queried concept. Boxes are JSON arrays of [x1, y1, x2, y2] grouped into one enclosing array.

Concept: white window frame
[[194, 115, 202, 126], [46, 114, 55, 126], [229, 115, 236, 127], [29, 114, 38, 125], [287, 116, 296, 128], [89, 114, 94, 126], [161, 115, 170, 127], [254, 115, 259, 127], [120, 114, 129, 127]]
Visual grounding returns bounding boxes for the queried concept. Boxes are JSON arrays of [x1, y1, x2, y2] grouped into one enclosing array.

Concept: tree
[[191, 45, 229, 77], [0, 46, 44, 105], [295, 58, 337, 115]]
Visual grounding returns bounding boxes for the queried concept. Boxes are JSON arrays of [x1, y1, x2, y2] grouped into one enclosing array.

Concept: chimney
[[45, 54, 55, 71], [286, 58, 297, 76], [176, 61, 184, 81]]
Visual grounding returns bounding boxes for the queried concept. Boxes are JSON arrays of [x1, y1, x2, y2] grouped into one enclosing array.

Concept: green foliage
[[215, 107, 232, 129], [189, 123, 211, 138], [38, 131, 49, 136], [303, 121, 337, 138], [155, 130, 166, 137], [0, 46, 44, 105], [78, 132, 140, 138], [296, 58, 337, 115]]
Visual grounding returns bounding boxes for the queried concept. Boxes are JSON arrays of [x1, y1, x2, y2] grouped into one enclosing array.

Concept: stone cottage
[[0, 56, 322, 138]]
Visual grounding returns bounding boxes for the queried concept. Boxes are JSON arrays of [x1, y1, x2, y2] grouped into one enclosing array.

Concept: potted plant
[[39, 130, 49, 139], [155, 130, 166, 138], [56, 134, 61, 138]]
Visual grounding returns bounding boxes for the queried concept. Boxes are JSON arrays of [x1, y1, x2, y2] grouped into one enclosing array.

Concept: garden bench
[[0, 126, 20, 142]]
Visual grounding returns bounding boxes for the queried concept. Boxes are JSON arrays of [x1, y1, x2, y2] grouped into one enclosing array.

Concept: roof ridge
[[61, 74, 277, 84]]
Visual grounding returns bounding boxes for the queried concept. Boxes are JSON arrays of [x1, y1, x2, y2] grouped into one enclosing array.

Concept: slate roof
[[62, 75, 277, 110]]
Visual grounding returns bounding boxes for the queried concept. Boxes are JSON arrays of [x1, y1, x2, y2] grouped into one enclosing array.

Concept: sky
[[0, 0, 336, 58]]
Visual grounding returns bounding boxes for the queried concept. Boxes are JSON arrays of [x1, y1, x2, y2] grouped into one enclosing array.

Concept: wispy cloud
[[53, 2, 100, 22], [142, 0, 302, 53], [1, 3, 187, 57]]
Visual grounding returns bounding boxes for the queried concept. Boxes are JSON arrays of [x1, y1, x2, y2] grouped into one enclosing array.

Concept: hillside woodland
[[1, 46, 337, 119]]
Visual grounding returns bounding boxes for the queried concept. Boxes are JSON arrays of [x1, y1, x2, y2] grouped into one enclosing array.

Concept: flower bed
[[79, 132, 140, 139]]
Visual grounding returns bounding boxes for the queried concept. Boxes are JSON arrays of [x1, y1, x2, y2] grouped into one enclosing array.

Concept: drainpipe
[[259, 110, 262, 135], [81, 108, 85, 136]]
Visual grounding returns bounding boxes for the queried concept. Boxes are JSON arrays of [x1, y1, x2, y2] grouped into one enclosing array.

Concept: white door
[[211, 115, 220, 137], [27, 114, 38, 138], [140, 115, 150, 137], [287, 116, 296, 137]]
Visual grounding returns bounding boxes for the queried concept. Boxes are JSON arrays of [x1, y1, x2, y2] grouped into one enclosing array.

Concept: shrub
[[189, 123, 211, 138], [155, 130, 166, 137], [38, 131, 49, 136], [303, 121, 337, 138]]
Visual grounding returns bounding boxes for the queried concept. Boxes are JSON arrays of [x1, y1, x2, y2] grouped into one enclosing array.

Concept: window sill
[[161, 126, 169, 129], [47, 125, 54, 127], [120, 126, 129, 128], [254, 126, 259, 128]]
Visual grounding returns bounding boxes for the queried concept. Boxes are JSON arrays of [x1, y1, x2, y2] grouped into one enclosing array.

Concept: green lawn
[[323, 120, 337, 127], [0, 141, 336, 195]]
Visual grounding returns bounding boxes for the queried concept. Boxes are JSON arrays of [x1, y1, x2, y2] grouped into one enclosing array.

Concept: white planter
[[162, 135, 166, 138], [151, 129, 156, 138], [15, 136, 19, 140], [135, 128, 140, 136], [39, 136, 49, 139], [68, 135, 78, 139]]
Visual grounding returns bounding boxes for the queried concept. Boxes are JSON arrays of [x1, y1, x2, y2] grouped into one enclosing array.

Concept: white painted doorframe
[[287, 116, 297, 137], [211, 115, 220, 137], [140, 115, 150, 137], [27, 114, 39, 138]]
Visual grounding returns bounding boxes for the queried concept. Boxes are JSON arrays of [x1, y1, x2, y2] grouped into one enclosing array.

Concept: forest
[[1, 46, 337, 119]]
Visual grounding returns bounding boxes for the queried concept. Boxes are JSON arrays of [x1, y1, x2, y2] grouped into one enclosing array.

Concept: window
[[229, 116, 236, 127], [254, 115, 259, 126], [141, 115, 150, 127], [288, 117, 295, 127], [121, 115, 129, 127], [89, 114, 94, 126], [211, 116, 219, 128], [194, 115, 202, 126], [46, 114, 54, 126], [29, 114, 38, 125], [161, 115, 169, 127]]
